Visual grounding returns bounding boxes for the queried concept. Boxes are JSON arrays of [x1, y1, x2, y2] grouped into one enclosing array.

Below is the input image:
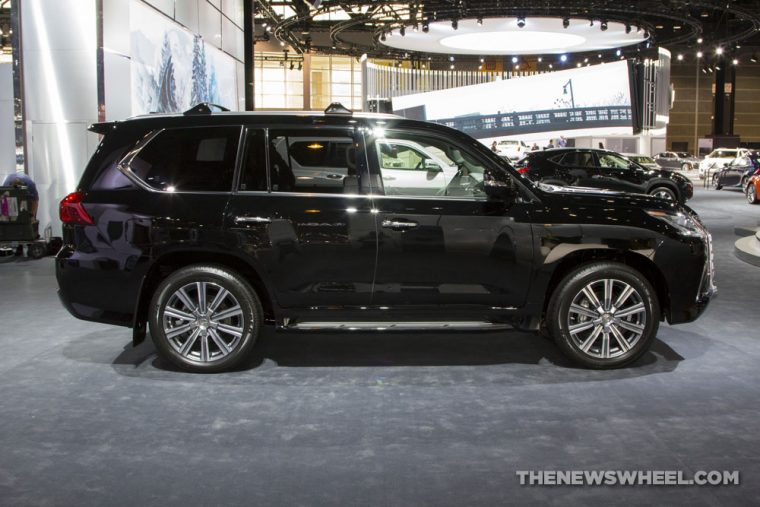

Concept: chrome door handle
[[234, 216, 272, 224], [382, 219, 419, 230]]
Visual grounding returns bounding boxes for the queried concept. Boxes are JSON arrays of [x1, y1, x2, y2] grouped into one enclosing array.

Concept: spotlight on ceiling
[[450, 64, 455, 70], [422, 21, 429, 33], [600, 20, 608, 31], [715, 47, 723, 55], [733, 58, 739, 65], [625, 24, 631, 34], [512, 56, 518, 63], [751, 54, 758, 63], [452, 19, 458, 30], [517, 17, 526, 28], [697, 37, 703, 44], [479, 57, 484, 63], [696, 51, 703, 58], [538, 57, 543, 62], [677, 54, 684, 61], [560, 54, 567, 62], [562, 18, 569, 29], [616, 49, 621, 56], [399, 26, 405, 37]]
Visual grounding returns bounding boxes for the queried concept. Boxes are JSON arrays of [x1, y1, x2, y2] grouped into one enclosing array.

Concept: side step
[[281, 321, 513, 332]]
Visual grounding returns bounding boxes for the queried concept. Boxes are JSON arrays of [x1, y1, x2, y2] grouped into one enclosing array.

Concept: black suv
[[56, 104, 715, 372], [516, 148, 694, 203]]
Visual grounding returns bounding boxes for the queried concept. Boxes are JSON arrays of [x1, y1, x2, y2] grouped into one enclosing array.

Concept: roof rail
[[324, 102, 352, 115], [184, 103, 231, 115]]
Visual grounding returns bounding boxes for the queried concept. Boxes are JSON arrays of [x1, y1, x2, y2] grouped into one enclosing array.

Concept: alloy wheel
[[566, 278, 647, 360], [651, 188, 675, 201], [162, 281, 245, 363]]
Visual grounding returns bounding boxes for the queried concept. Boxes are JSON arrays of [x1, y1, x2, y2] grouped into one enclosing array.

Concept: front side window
[[130, 127, 241, 192], [598, 153, 630, 169], [371, 130, 497, 198]]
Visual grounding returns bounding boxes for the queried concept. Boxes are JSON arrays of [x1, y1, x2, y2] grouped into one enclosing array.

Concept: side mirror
[[423, 160, 443, 172], [484, 179, 516, 201], [723, 162, 730, 168]]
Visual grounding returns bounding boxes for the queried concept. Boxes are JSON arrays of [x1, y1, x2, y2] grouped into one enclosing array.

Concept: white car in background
[[699, 148, 751, 179], [496, 139, 528, 161]]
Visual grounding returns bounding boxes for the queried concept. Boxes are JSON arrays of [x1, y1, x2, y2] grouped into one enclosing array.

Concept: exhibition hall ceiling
[[254, 0, 760, 61]]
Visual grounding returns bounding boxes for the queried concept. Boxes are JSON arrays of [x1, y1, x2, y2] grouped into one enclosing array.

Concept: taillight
[[517, 167, 530, 174], [754, 168, 760, 175], [60, 192, 94, 225]]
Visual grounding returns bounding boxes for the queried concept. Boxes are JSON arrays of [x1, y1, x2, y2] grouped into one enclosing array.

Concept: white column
[[0, 63, 15, 180], [21, 0, 99, 235]]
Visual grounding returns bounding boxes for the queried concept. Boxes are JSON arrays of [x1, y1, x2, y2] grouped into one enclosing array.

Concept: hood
[[536, 182, 677, 212]]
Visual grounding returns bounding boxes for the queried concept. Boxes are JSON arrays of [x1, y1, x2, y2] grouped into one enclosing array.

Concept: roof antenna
[[184, 103, 231, 115], [324, 102, 352, 115]]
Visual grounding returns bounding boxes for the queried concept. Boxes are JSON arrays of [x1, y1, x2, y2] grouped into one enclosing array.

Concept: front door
[[225, 126, 376, 310], [595, 152, 647, 193], [365, 127, 534, 311]]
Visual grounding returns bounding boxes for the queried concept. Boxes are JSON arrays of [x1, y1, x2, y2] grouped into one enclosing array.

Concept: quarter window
[[130, 127, 241, 192]]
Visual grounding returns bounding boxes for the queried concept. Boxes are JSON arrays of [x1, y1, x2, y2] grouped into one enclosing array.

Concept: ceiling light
[[576, 62, 581, 67], [515, 64, 520, 70], [677, 54, 683, 61], [697, 37, 703, 44], [751, 54, 758, 63], [517, 17, 526, 28], [715, 47, 723, 55], [560, 54, 567, 62], [450, 64, 455, 69], [422, 21, 429, 33], [549, 63, 553, 68], [262, 22, 267, 28], [537, 57, 542, 62], [562, 18, 569, 29], [600, 21, 608, 31], [449, 55, 455, 61], [700, 12, 709, 18], [512, 56, 518, 63], [478, 65, 482, 70], [616, 49, 621, 56], [733, 59, 739, 65], [584, 57, 588, 63], [479, 57, 484, 63], [696, 51, 703, 58], [702, 67, 707, 74], [598, 53, 602, 58], [452, 19, 458, 30]]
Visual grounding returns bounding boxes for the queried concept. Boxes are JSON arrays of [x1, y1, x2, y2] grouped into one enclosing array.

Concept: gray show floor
[[1, 186, 760, 506]]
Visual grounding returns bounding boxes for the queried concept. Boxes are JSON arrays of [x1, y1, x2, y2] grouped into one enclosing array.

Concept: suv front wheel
[[546, 262, 660, 369], [149, 265, 263, 373]]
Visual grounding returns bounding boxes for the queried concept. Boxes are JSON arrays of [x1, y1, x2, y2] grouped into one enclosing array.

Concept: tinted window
[[239, 129, 267, 191], [130, 127, 240, 192], [555, 152, 594, 167], [91, 144, 136, 190]]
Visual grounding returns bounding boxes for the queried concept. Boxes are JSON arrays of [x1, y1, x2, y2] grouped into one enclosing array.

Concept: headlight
[[645, 210, 703, 237]]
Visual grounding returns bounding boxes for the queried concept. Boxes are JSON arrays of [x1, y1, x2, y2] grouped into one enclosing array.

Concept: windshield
[[676, 152, 691, 158], [632, 156, 655, 164]]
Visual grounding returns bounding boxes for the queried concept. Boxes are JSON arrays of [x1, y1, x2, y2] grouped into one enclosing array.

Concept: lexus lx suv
[[56, 103, 716, 372]]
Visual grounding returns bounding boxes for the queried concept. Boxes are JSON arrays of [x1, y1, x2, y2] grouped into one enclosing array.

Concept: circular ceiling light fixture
[[380, 17, 647, 55]]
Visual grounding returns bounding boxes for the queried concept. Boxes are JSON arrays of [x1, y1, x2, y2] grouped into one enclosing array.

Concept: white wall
[[0, 63, 15, 181], [21, 0, 100, 234]]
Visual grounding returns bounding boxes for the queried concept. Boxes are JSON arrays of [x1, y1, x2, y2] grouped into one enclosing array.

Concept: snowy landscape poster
[[130, 0, 238, 115]]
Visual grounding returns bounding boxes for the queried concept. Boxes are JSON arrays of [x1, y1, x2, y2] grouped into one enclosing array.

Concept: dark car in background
[[712, 152, 760, 191], [654, 151, 701, 171], [56, 105, 714, 373], [515, 148, 693, 203]]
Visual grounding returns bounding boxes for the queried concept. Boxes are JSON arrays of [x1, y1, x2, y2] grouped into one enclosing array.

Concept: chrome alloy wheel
[[566, 279, 647, 360], [651, 188, 674, 201], [162, 282, 245, 363]]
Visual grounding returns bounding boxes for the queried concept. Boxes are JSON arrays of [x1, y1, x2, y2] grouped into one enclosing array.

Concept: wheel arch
[[541, 249, 670, 323], [131, 250, 276, 345], [646, 180, 680, 200]]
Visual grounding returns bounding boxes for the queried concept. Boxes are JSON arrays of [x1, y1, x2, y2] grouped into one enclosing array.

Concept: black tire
[[27, 242, 47, 260], [149, 264, 263, 373], [740, 176, 749, 192], [712, 174, 722, 190], [546, 262, 660, 369], [748, 184, 759, 204], [648, 186, 678, 202]]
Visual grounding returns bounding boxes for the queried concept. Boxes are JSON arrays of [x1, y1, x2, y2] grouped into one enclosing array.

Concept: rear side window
[[129, 127, 241, 192], [239, 128, 357, 194], [551, 152, 594, 167]]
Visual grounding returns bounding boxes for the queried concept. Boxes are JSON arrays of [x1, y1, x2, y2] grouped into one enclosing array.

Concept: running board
[[281, 321, 513, 332]]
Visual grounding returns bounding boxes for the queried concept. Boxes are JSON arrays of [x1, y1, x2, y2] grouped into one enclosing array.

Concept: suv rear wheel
[[149, 265, 263, 372], [546, 262, 660, 369]]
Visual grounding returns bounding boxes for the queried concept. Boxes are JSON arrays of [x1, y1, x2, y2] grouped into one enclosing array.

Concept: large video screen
[[392, 60, 633, 138]]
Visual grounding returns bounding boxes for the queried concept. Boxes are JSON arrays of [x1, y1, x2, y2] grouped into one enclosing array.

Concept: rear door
[[225, 125, 376, 310]]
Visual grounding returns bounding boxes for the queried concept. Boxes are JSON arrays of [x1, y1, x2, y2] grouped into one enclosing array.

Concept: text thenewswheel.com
[[516, 470, 740, 486]]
